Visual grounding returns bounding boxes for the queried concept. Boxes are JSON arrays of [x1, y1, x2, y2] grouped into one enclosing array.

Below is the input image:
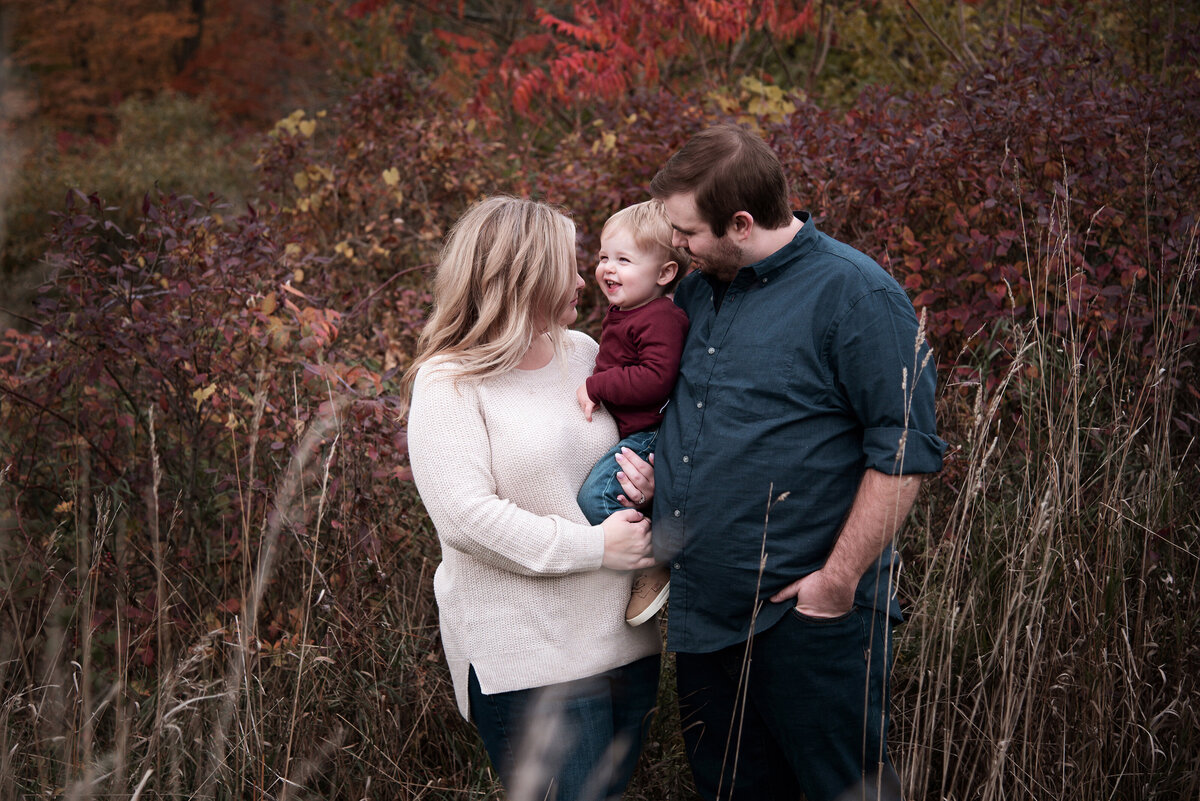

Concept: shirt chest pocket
[[711, 344, 800, 422]]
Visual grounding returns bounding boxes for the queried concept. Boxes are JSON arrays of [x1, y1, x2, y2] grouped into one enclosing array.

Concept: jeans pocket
[[790, 606, 856, 626]]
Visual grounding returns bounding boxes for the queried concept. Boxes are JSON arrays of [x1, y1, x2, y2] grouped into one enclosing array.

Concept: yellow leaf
[[293, 268, 305, 283], [299, 119, 317, 137], [260, 292, 277, 315], [293, 171, 309, 191], [54, 500, 74, 515], [740, 76, 766, 94], [266, 315, 288, 349], [271, 109, 305, 137], [382, 167, 400, 187], [192, 383, 217, 412]]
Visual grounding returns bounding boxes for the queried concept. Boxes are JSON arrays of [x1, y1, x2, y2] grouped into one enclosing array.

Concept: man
[[647, 124, 945, 801]]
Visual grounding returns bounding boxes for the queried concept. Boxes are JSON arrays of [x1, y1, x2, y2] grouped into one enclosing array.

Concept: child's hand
[[577, 384, 597, 421]]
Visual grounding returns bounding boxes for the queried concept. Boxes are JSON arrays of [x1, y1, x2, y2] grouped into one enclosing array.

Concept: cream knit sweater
[[408, 330, 661, 719]]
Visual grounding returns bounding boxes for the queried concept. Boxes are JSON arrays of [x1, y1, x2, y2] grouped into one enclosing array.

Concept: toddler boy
[[577, 200, 690, 625]]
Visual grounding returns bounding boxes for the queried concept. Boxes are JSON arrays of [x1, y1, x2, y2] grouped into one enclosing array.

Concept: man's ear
[[730, 211, 754, 240], [656, 260, 679, 286]]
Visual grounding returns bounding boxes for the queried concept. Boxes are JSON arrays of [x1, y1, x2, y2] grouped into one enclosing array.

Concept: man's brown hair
[[650, 124, 792, 237]]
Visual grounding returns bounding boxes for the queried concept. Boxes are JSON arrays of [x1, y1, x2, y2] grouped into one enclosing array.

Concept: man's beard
[[690, 237, 744, 282]]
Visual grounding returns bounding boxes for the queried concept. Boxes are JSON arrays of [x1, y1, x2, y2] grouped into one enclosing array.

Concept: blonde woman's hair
[[406, 196, 579, 386], [601, 199, 691, 291]]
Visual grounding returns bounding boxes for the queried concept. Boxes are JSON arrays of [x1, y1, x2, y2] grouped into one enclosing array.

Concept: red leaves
[[513, 0, 817, 119], [766, 26, 1198, 395], [345, 0, 388, 20], [2, 185, 421, 689]]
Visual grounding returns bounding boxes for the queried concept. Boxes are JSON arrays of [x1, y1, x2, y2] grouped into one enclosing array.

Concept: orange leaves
[[761, 0, 817, 40], [317, 0, 819, 122], [689, 0, 751, 43], [515, 0, 818, 119], [522, 0, 683, 115], [10, 0, 199, 127]]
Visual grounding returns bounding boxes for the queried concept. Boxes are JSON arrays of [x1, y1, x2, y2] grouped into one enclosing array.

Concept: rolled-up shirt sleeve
[[830, 287, 945, 475]]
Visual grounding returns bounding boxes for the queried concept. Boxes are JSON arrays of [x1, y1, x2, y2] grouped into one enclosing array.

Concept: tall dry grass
[[894, 197, 1199, 799], [2, 202, 1197, 799], [0, 391, 487, 798]]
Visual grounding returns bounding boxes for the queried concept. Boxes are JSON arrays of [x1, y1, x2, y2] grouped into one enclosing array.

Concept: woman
[[405, 196, 661, 800]]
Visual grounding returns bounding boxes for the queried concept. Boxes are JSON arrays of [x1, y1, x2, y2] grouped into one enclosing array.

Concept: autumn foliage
[[2, 2, 1199, 798], [766, 32, 1200, 399], [6, 0, 325, 128], [320, 0, 820, 124]]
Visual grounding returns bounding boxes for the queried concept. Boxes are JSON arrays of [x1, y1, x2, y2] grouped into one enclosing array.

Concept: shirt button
[[673, 509, 681, 517], [707, 347, 715, 355], [696, 401, 703, 408], [682, 455, 689, 463], [762, 277, 769, 284], [672, 562, 681, 570]]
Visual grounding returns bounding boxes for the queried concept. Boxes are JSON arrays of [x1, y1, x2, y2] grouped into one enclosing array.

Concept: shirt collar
[[703, 211, 816, 292], [747, 210, 815, 279]]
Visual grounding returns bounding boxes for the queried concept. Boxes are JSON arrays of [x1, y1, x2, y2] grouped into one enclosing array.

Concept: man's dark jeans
[[676, 605, 902, 801]]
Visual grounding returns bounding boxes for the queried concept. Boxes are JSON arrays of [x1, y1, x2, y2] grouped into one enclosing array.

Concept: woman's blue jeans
[[468, 654, 660, 801], [577, 428, 658, 525]]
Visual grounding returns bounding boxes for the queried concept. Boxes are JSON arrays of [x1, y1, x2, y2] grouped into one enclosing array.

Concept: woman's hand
[[601, 509, 655, 571], [615, 449, 654, 510]]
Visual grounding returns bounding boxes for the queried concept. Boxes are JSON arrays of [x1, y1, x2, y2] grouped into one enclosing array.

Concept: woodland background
[[1, 1, 1198, 798]]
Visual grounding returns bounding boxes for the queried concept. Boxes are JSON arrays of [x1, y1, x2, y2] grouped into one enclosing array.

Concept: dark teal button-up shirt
[[653, 212, 946, 654]]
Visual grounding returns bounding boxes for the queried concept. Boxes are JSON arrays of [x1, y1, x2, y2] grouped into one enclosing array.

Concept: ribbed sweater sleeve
[[408, 361, 606, 576]]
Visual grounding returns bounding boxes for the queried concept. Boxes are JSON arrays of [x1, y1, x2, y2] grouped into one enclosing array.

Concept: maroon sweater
[[585, 297, 690, 438]]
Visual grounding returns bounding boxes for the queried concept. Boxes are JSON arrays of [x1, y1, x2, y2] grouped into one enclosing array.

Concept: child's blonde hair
[[601, 199, 691, 291], [407, 196, 578, 384]]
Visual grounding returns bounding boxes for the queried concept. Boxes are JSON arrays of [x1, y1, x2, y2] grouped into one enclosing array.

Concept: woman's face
[[555, 260, 586, 328]]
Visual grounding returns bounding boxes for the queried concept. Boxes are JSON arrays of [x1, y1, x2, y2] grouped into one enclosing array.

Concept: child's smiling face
[[594, 226, 677, 311]]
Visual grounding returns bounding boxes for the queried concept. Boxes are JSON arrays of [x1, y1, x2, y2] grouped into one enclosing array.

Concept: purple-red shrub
[[765, 29, 1198, 393], [256, 72, 516, 283], [0, 191, 408, 670]]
